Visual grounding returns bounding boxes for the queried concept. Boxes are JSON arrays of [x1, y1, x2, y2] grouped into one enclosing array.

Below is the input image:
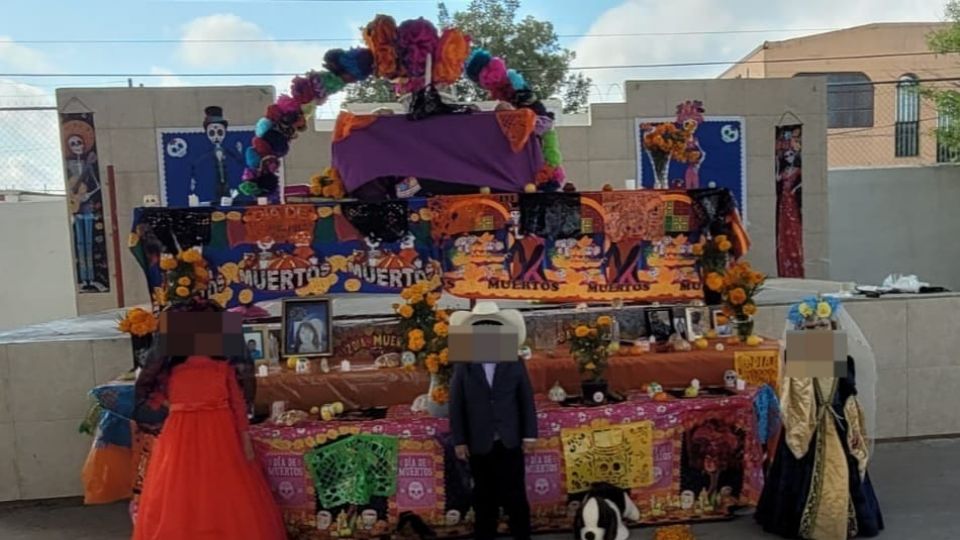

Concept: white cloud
[[572, 0, 948, 102], [0, 37, 54, 73], [178, 13, 357, 74], [149, 66, 189, 87]]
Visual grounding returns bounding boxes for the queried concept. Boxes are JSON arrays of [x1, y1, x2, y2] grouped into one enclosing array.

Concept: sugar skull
[[277, 481, 295, 500], [534, 478, 550, 496], [407, 481, 425, 501], [67, 134, 86, 156], [316, 510, 332, 530], [724, 370, 738, 389], [166, 137, 188, 158], [680, 490, 695, 510], [361, 509, 378, 529], [142, 194, 160, 207], [647, 382, 663, 398], [445, 509, 461, 526]]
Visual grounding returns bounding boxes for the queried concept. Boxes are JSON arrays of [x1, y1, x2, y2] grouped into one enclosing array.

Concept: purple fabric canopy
[[331, 112, 544, 195]]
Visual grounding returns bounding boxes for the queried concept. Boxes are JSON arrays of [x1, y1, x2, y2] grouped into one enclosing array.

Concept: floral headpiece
[[788, 295, 840, 329]]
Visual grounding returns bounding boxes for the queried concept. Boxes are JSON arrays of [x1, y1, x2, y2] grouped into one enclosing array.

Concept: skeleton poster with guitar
[[157, 106, 269, 207], [635, 102, 747, 220], [61, 112, 110, 292]]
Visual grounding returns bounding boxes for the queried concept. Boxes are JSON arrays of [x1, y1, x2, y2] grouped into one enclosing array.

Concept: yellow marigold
[[798, 302, 814, 317], [574, 325, 590, 338], [159, 255, 177, 271], [816, 301, 833, 319], [433, 321, 449, 338], [706, 272, 724, 292], [729, 287, 747, 306], [180, 249, 202, 263], [692, 243, 704, 256], [397, 304, 414, 319], [596, 315, 613, 327], [177, 276, 192, 286], [743, 302, 757, 316], [425, 354, 440, 374], [430, 386, 449, 405], [238, 289, 254, 305], [175, 286, 190, 298]]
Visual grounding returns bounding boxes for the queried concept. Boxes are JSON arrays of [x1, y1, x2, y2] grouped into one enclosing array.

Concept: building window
[[937, 112, 960, 163], [795, 72, 874, 128], [895, 74, 920, 157]]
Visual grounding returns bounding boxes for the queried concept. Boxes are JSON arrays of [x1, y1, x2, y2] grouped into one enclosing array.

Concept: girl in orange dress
[[132, 303, 285, 540]]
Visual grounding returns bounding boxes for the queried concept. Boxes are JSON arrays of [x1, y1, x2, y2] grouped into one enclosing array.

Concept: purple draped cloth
[[332, 112, 544, 196]]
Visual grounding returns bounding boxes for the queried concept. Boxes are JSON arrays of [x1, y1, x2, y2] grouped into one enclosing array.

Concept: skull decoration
[[361, 509, 378, 529], [203, 105, 229, 145], [142, 194, 160, 207], [206, 123, 226, 145], [165, 137, 188, 158], [67, 135, 86, 156], [647, 382, 663, 398], [445, 509, 461, 526], [534, 478, 550, 496], [724, 370, 738, 389], [277, 481, 296, 500], [407, 481, 425, 500], [316, 510, 333, 530], [680, 490, 695, 510]]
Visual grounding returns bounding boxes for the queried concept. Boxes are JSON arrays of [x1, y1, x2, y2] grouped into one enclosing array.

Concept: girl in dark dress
[[756, 356, 884, 539]]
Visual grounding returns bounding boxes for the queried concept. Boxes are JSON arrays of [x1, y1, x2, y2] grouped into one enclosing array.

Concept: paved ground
[[1, 438, 958, 539]]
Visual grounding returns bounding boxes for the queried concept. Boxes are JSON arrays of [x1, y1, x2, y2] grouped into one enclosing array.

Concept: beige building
[[720, 23, 960, 168]]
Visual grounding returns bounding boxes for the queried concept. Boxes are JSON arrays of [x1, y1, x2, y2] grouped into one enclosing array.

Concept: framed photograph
[[712, 309, 733, 337], [282, 298, 333, 358], [242, 327, 266, 361], [266, 327, 282, 362], [685, 307, 711, 340], [645, 309, 675, 343], [672, 313, 688, 341]]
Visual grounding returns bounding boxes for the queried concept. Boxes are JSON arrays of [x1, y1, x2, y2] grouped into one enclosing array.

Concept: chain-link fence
[[0, 106, 65, 193]]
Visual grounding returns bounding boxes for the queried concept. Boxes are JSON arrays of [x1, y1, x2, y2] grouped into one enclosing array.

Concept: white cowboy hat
[[449, 301, 526, 347]]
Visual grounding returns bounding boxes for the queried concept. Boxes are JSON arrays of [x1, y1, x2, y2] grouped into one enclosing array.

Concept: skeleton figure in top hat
[[190, 106, 244, 201]]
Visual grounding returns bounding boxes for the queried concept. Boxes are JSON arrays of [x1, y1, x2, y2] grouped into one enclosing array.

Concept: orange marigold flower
[[574, 325, 590, 338], [177, 276, 191, 286], [729, 288, 747, 306], [706, 272, 725, 292], [430, 386, 449, 405], [743, 302, 758, 316], [398, 304, 414, 319], [175, 286, 190, 298], [425, 354, 440, 374], [159, 255, 177, 271], [433, 321, 449, 338], [596, 316, 613, 327], [692, 243, 704, 256], [180, 249, 202, 264], [718, 240, 733, 252]]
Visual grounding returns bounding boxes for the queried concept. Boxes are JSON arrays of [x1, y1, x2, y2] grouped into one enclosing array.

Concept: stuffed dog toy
[[573, 483, 640, 540]]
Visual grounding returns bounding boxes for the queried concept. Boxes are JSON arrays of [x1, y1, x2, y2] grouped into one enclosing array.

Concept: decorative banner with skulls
[[157, 118, 276, 207], [635, 112, 747, 222]]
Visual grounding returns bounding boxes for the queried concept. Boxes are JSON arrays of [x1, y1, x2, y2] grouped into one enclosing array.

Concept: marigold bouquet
[[789, 295, 840, 330], [158, 247, 211, 308], [568, 315, 615, 383], [395, 277, 451, 404], [694, 234, 733, 280], [117, 307, 158, 337], [706, 260, 766, 341]]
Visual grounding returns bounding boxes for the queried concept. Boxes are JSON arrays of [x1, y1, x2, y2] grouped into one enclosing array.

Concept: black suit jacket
[[449, 360, 538, 456]]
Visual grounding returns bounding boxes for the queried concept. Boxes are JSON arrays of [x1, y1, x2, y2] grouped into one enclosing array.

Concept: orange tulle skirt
[[132, 407, 286, 540]]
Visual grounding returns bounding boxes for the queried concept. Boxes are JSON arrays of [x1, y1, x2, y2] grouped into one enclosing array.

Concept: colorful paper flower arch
[[241, 14, 565, 199]]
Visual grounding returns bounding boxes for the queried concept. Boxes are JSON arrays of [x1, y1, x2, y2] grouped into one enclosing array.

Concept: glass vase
[[648, 150, 671, 189], [732, 316, 754, 343], [425, 374, 449, 418]]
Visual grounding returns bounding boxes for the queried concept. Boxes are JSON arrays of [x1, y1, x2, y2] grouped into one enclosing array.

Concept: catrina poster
[[775, 124, 804, 278], [61, 112, 110, 293]]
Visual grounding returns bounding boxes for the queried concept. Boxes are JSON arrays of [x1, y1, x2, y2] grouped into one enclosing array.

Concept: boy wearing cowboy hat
[[449, 302, 537, 540]]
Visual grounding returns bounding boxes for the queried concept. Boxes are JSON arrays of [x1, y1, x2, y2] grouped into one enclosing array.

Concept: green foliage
[[925, 1, 960, 158], [346, 0, 591, 113]]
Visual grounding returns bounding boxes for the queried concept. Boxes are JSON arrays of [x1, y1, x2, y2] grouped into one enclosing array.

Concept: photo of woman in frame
[[282, 298, 333, 357]]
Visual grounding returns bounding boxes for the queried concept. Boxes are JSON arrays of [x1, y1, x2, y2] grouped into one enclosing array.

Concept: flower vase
[[425, 374, 449, 418], [581, 379, 609, 406], [732, 316, 754, 343], [130, 334, 153, 371], [648, 151, 671, 189]]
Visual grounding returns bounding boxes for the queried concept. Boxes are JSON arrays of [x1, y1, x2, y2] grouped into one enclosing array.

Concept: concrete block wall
[[752, 295, 960, 440], [0, 338, 131, 501]]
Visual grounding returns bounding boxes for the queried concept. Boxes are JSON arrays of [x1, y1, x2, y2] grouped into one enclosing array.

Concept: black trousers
[[469, 441, 531, 540]]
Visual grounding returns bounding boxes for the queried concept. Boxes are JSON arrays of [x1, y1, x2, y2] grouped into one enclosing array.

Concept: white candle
[[624, 179, 637, 190], [257, 196, 269, 206], [257, 364, 269, 377], [188, 194, 200, 207], [220, 196, 233, 207], [736, 378, 746, 391], [340, 359, 351, 372]]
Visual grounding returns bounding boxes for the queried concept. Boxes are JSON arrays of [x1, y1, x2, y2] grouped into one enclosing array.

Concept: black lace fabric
[[341, 200, 410, 243], [519, 192, 581, 239]]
